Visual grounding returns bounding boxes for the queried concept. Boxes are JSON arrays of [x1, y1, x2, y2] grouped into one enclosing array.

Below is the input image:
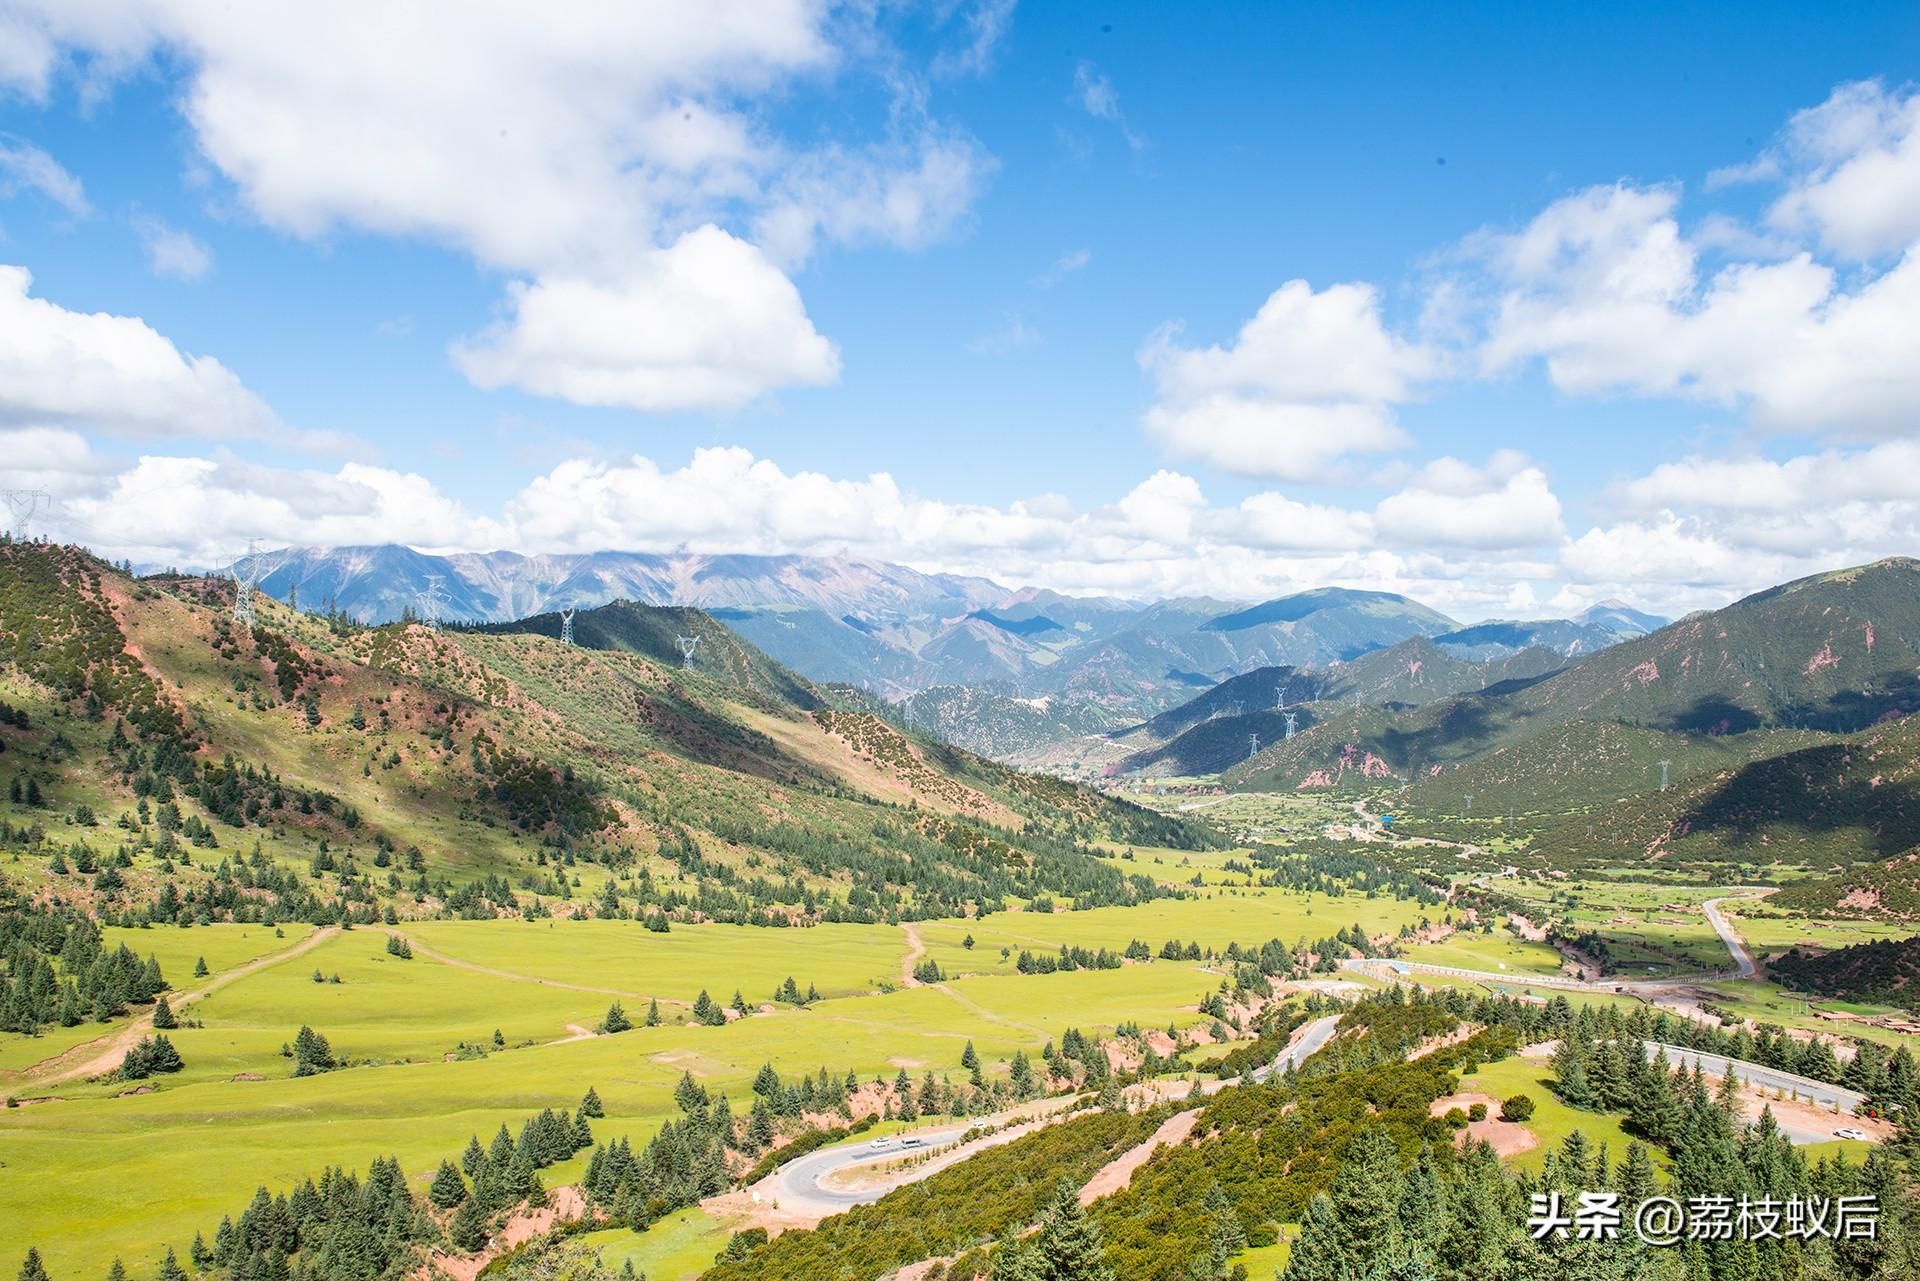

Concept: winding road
[[760, 1014, 1343, 1217]]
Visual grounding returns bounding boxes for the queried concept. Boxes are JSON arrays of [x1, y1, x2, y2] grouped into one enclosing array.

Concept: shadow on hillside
[[1377, 696, 1516, 767], [1665, 696, 1763, 736], [1781, 671, 1920, 734], [1680, 741, 1920, 856]]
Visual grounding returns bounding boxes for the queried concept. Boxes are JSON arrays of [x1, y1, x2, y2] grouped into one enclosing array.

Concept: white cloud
[[965, 315, 1039, 356], [1373, 454, 1563, 550], [1141, 279, 1434, 480], [932, 0, 1017, 79], [132, 215, 212, 279], [15, 434, 1566, 617], [0, 134, 87, 214], [1035, 248, 1090, 288], [2, 0, 990, 412], [1071, 61, 1144, 150], [0, 263, 295, 442], [451, 227, 839, 412], [1762, 79, 1920, 259], [753, 130, 993, 268], [1476, 182, 1920, 437]]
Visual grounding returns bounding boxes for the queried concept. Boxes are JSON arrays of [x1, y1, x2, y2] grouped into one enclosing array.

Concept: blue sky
[[0, 1, 1917, 618]]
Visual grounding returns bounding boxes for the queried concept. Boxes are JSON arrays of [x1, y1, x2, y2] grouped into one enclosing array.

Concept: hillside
[[0, 542, 1209, 932], [1231, 558, 1920, 790], [1770, 933, 1920, 1011]]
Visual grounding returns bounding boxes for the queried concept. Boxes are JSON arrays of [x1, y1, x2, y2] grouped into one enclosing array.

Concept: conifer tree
[[152, 996, 176, 1030], [599, 1002, 631, 1034], [430, 1159, 468, 1208], [18, 1251, 49, 1281], [644, 999, 662, 1026], [580, 1086, 604, 1118], [1029, 1179, 1116, 1281], [449, 1195, 488, 1252], [155, 1250, 186, 1281]]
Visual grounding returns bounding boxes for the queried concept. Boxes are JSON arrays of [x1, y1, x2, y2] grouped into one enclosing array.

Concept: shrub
[[1500, 1094, 1535, 1122], [1468, 1102, 1488, 1122], [1444, 1107, 1469, 1129]]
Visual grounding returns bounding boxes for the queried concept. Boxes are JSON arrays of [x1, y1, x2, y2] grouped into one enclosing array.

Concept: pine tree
[[600, 1002, 631, 1034], [450, 1195, 488, 1252], [106, 1262, 126, 1281], [193, 956, 210, 978], [644, 999, 662, 1027], [1029, 1179, 1116, 1281], [17, 1252, 50, 1281], [156, 1250, 186, 1281], [431, 1159, 469, 1208], [152, 996, 177, 1030], [580, 1086, 604, 1118]]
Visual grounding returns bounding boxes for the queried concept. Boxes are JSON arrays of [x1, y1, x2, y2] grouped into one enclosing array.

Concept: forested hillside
[[0, 541, 1207, 932]]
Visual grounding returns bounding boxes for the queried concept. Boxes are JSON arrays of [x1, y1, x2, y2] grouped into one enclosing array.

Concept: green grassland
[[913, 883, 1438, 978], [0, 913, 1242, 1277], [1454, 1055, 1639, 1173]]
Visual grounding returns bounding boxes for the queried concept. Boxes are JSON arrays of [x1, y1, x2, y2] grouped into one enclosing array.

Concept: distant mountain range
[[239, 544, 1663, 725]]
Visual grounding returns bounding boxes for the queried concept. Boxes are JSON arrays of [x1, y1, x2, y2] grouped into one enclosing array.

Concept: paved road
[[1248, 1014, 1340, 1082], [1344, 891, 1772, 995], [769, 1014, 1344, 1214], [1646, 1042, 1864, 1113], [1702, 897, 1759, 980], [770, 1120, 985, 1211]]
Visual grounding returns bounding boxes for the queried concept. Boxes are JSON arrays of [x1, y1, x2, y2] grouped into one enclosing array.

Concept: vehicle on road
[[899, 1136, 923, 1148], [868, 1137, 895, 1151], [1835, 1127, 1869, 1141]]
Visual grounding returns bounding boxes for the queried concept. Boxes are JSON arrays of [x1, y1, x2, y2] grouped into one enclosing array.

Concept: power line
[[417, 574, 450, 629], [4, 489, 50, 541], [231, 540, 262, 629]]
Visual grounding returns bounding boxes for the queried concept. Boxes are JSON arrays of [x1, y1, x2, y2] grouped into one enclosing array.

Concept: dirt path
[[393, 930, 689, 1008], [14, 925, 342, 1087], [899, 922, 926, 987], [1078, 1108, 1202, 1205]]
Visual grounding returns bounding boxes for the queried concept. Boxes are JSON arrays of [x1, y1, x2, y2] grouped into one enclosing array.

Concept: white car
[[1834, 1127, 1869, 1141], [868, 1137, 896, 1150]]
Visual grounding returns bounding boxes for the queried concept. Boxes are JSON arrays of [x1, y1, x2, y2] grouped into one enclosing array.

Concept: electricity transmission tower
[[1247, 733, 1260, 759], [230, 540, 263, 628], [417, 574, 450, 629], [675, 634, 701, 670], [1658, 759, 1670, 792], [1283, 712, 1298, 739], [559, 607, 577, 646], [4, 489, 50, 541], [1464, 793, 1474, 817]]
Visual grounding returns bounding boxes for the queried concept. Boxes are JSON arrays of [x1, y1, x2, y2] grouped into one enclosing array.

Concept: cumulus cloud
[[451, 227, 839, 412], [1476, 183, 1920, 438], [1141, 280, 1435, 480], [1761, 79, 1920, 259], [1373, 453, 1564, 550], [0, 263, 311, 443], [1, 0, 990, 411], [11, 433, 1567, 617]]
